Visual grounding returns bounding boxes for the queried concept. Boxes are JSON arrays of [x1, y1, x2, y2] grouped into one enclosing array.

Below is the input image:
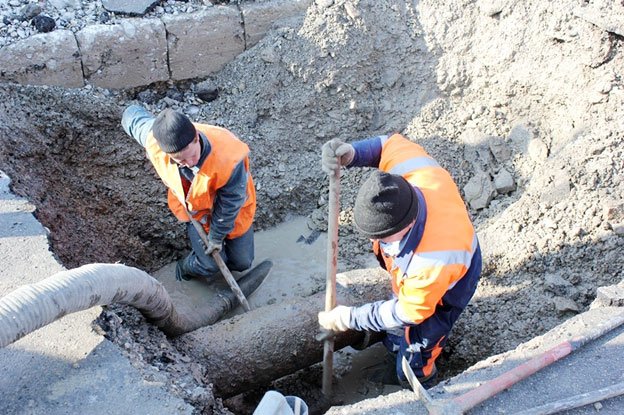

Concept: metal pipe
[[451, 311, 624, 413], [427, 311, 624, 415], [512, 382, 624, 415]]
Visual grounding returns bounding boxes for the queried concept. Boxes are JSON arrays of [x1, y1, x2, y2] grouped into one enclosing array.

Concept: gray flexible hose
[[0, 263, 193, 348]]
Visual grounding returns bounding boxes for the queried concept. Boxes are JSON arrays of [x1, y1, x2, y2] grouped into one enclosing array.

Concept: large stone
[[76, 19, 169, 89], [488, 135, 512, 163], [493, 168, 515, 194], [528, 138, 549, 162], [102, 0, 159, 16], [591, 284, 624, 308], [463, 170, 496, 210], [0, 30, 83, 88], [163, 6, 244, 81], [242, 0, 311, 48]]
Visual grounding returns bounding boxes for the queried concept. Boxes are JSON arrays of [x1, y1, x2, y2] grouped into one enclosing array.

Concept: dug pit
[[1, 0, 623, 413]]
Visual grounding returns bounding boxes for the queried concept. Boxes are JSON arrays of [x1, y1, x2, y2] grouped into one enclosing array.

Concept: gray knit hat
[[354, 171, 418, 239], [152, 109, 196, 153]]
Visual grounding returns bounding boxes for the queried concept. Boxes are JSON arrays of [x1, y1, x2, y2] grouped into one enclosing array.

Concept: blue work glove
[[321, 139, 354, 175]]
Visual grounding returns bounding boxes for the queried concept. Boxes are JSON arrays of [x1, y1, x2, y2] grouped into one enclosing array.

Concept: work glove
[[321, 139, 355, 175], [318, 305, 352, 332], [204, 238, 223, 255]]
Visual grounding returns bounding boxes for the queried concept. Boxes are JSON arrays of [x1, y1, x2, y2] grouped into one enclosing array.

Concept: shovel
[[186, 213, 252, 312], [322, 139, 341, 399]]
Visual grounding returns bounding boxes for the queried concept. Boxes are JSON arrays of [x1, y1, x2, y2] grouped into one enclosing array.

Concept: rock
[[553, 296, 580, 315], [98, 12, 110, 24], [528, 138, 548, 162], [102, 0, 160, 16], [344, 2, 361, 19], [488, 136, 512, 163], [18, 4, 42, 21], [166, 88, 184, 102], [196, 86, 219, 102], [591, 284, 624, 308], [32, 15, 55, 33], [545, 273, 574, 296], [493, 168, 515, 194], [241, 0, 310, 48], [604, 202, 624, 223], [463, 170, 496, 210], [137, 89, 159, 104], [76, 19, 169, 89], [163, 7, 244, 81]]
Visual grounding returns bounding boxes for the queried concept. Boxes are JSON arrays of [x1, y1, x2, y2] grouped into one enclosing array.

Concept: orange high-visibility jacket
[[372, 134, 478, 324], [145, 124, 256, 239]]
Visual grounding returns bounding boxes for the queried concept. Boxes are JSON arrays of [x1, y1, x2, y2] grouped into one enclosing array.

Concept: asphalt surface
[[0, 170, 193, 415]]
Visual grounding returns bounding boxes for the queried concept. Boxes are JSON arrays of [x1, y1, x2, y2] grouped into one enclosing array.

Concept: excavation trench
[[0, 83, 416, 413], [2, 0, 624, 413]]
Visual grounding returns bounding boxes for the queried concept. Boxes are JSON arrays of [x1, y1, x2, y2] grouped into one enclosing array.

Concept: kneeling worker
[[122, 105, 256, 282], [318, 133, 482, 389]]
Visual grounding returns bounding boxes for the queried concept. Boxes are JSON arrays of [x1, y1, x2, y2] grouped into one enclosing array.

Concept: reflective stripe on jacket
[[145, 123, 256, 239], [372, 134, 478, 324]]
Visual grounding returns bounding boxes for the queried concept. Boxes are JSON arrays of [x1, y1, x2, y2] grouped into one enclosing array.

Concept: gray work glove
[[318, 305, 352, 332], [321, 139, 355, 175], [205, 238, 223, 255]]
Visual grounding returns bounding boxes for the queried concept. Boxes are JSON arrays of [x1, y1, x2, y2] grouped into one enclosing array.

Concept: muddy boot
[[175, 256, 202, 281]]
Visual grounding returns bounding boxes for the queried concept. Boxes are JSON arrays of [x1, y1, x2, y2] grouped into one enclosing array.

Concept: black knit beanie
[[152, 109, 196, 153], [354, 171, 419, 239]]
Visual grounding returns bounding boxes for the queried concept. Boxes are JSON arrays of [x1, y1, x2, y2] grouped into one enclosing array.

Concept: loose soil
[[0, 0, 623, 414]]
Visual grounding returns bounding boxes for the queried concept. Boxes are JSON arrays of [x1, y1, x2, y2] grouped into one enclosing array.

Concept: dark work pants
[[186, 223, 255, 277]]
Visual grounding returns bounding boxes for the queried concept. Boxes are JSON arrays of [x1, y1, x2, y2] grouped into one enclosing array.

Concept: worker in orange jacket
[[318, 134, 481, 389], [122, 105, 256, 282]]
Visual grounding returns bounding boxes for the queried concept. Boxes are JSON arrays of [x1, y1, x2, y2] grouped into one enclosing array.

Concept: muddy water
[[152, 216, 398, 407], [152, 216, 328, 314]]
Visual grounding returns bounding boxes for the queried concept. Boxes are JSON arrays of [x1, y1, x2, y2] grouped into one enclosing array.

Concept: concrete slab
[[0, 170, 193, 415], [0, 30, 84, 88], [163, 6, 244, 81], [76, 19, 169, 89]]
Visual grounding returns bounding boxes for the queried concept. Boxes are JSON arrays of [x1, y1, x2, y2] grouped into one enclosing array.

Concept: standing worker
[[122, 105, 256, 282], [318, 133, 482, 389]]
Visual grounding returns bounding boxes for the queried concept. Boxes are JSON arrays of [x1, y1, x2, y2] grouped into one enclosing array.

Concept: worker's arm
[[350, 262, 460, 332], [349, 297, 413, 332], [347, 135, 388, 168], [208, 160, 249, 243], [121, 105, 155, 148], [321, 135, 388, 173]]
